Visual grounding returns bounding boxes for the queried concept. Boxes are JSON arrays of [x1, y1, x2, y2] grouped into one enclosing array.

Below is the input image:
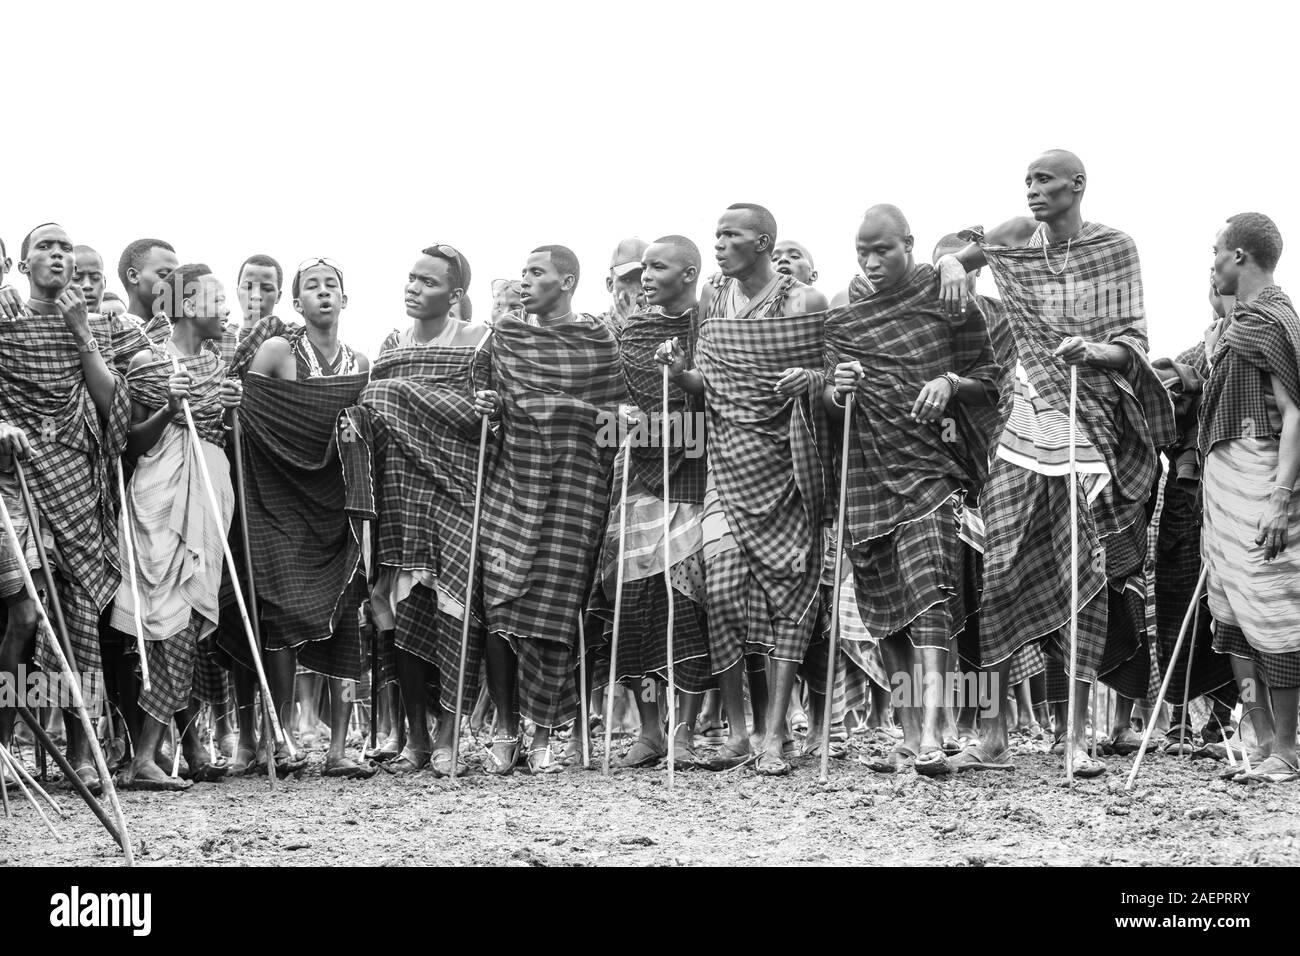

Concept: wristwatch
[[76, 336, 100, 354], [942, 372, 962, 396]]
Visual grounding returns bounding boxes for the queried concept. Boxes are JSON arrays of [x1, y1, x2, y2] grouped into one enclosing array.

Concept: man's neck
[[411, 312, 453, 343], [1044, 207, 1085, 243], [734, 258, 777, 300], [241, 314, 265, 333], [1235, 269, 1276, 306], [535, 298, 575, 327], [657, 293, 698, 316], [305, 319, 340, 355], [169, 321, 207, 357], [127, 294, 153, 323], [26, 293, 61, 316]]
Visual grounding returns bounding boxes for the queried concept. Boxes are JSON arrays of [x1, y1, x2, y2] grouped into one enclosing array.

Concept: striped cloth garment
[[695, 284, 830, 668], [0, 314, 131, 708], [478, 314, 626, 727], [959, 222, 1174, 682]]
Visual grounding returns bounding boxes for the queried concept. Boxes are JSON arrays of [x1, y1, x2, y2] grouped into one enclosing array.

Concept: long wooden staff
[[1066, 365, 1080, 787], [114, 459, 150, 692], [602, 440, 632, 775], [577, 614, 591, 769], [172, 361, 290, 770], [0, 742, 62, 840], [662, 367, 676, 790], [449, 415, 491, 782], [1, 474, 133, 865], [232, 409, 279, 792], [820, 391, 854, 785], [1176, 595, 1202, 756], [1126, 564, 1209, 789], [17, 704, 122, 848]]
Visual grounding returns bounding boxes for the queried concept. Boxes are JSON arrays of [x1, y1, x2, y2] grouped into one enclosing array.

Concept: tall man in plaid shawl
[[1201, 213, 1300, 784], [363, 245, 492, 777], [936, 151, 1175, 777], [660, 204, 829, 775], [826, 206, 1000, 777], [236, 258, 375, 779], [474, 246, 627, 774], [115, 263, 243, 790], [590, 236, 712, 770], [0, 224, 131, 785]]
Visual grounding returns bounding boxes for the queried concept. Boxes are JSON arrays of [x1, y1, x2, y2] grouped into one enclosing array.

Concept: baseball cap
[[609, 237, 649, 278]]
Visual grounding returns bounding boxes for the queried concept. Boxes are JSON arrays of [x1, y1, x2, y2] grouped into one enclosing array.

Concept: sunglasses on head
[[295, 257, 344, 282], [426, 243, 461, 261]]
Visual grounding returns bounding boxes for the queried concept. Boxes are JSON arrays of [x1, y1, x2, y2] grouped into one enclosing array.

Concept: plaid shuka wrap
[[356, 343, 493, 710], [126, 346, 228, 447], [824, 265, 999, 544], [479, 315, 626, 727], [695, 308, 830, 636], [962, 222, 1174, 678], [237, 370, 371, 680], [1200, 286, 1300, 455], [617, 305, 707, 504], [0, 314, 131, 703], [226, 315, 307, 381]]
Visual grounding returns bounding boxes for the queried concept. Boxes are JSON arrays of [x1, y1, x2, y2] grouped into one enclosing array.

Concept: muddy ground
[[3, 732, 1299, 867]]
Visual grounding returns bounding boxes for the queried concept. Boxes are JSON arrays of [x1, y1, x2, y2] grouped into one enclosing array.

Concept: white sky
[[5, 0, 1297, 358]]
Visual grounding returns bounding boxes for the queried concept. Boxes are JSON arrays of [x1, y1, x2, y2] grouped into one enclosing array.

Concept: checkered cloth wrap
[[138, 614, 205, 723], [0, 314, 131, 706], [1212, 620, 1300, 690], [356, 344, 494, 710], [237, 370, 370, 679], [617, 305, 707, 504], [478, 315, 626, 727], [226, 315, 307, 381], [957, 222, 1172, 681], [127, 347, 228, 447], [1200, 286, 1300, 455], [695, 307, 830, 661], [824, 267, 997, 643]]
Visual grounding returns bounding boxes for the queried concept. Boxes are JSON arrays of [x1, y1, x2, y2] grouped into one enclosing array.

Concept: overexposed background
[[3, 0, 1295, 358]]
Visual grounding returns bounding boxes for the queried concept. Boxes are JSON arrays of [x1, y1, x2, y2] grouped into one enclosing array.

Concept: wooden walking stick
[[820, 390, 854, 786], [1176, 595, 1202, 756], [1125, 564, 1209, 790], [1065, 365, 1081, 787], [114, 458, 150, 692], [1, 478, 133, 864], [0, 742, 63, 840], [577, 613, 591, 770], [17, 704, 122, 847], [450, 415, 491, 782], [1, 748, 9, 818], [662, 366, 676, 790], [173, 362, 291, 771], [0, 739, 64, 818], [602, 440, 632, 775], [231, 408, 279, 792]]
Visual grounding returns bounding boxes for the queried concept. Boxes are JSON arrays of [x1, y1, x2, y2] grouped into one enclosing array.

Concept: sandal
[[323, 755, 379, 779], [231, 746, 259, 776], [525, 746, 563, 775], [703, 741, 754, 772], [1236, 754, 1300, 784], [182, 757, 229, 783], [1106, 728, 1143, 756], [429, 748, 462, 778], [669, 741, 701, 771], [914, 748, 953, 777], [1066, 750, 1107, 779], [484, 733, 523, 776], [951, 744, 1014, 773], [755, 750, 792, 776], [364, 738, 402, 763], [799, 736, 847, 760], [862, 744, 916, 774], [381, 748, 431, 775], [617, 736, 667, 769]]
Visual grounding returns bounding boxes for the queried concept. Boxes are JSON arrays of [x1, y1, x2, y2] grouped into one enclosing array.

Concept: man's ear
[[292, 297, 304, 314], [904, 234, 915, 253], [684, 265, 698, 285], [1073, 174, 1087, 193], [125, 267, 140, 289], [183, 296, 197, 319], [808, 269, 818, 283], [562, 275, 577, 293], [757, 234, 774, 254], [449, 288, 464, 306], [17, 259, 29, 276], [339, 292, 349, 310], [605, 276, 613, 294], [1234, 248, 1248, 266]]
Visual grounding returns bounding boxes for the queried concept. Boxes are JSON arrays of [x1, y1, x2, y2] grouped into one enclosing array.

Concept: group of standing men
[[2, 146, 1298, 794]]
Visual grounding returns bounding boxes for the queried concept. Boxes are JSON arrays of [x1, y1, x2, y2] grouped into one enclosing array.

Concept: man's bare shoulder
[[126, 348, 156, 372], [452, 321, 491, 347], [784, 281, 829, 315], [249, 336, 292, 377], [352, 351, 372, 372], [829, 288, 851, 309], [986, 217, 1040, 247]]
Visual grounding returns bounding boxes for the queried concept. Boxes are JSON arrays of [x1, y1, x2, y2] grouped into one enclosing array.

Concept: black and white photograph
[[0, 0, 1294, 912]]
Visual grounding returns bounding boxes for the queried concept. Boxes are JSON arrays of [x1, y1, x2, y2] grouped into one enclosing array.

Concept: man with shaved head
[[936, 150, 1175, 777], [825, 206, 999, 775], [73, 245, 107, 312], [588, 235, 712, 768], [118, 237, 178, 325], [659, 203, 830, 774], [475, 245, 627, 772]]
